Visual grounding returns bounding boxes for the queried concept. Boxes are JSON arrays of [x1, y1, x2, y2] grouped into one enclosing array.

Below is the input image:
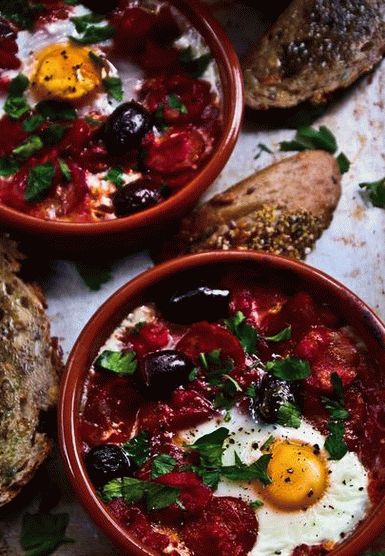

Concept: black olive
[[140, 350, 194, 399], [0, 18, 16, 40], [252, 374, 296, 423], [80, 0, 118, 14], [112, 179, 162, 217], [102, 101, 152, 155], [85, 444, 132, 487], [159, 286, 230, 324]]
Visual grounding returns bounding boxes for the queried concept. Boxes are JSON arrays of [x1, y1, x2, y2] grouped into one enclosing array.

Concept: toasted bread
[[0, 236, 61, 506], [156, 150, 341, 261], [243, 0, 385, 109]]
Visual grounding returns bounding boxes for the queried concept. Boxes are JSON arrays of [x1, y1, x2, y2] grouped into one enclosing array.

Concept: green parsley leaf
[[13, 135, 43, 159], [64, 0, 79, 5], [0, 157, 20, 177], [20, 512, 73, 556], [222, 453, 272, 485], [23, 114, 44, 132], [75, 261, 112, 290], [199, 349, 233, 379], [25, 163, 55, 203], [151, 454, 177, 479], [224, 311, 258, 354], [36, 100, 77, 121], [71, 13, 104, 33], [167, 94, 188, 114], [324, 421, 348, 460], [250, 499, 264, 509], [246, 384, 257, 398], [106, 167, 124, 188], [70, 24, 115, 45], [179, 47, 212, 78], [359, 178, 385, 208], [264, 326, 292, 343], [103, 77, 123, 101], [58, 159, 72, 182], [102, 477, 180, 511], [0, 0, 44, 30], [4, 95, 30, 119], [188, 367, 199, 381], [277, 401, 301, 428], [9, 73, 29, 96], [123, 431, 150, 467], [85, 115, 102, 126], [189, 427, 229, 468], [260, 435, 274, 451], [95, 350, 137, 375], [265, 357, 310, 381], [195, 468, 221, 489], [336, 152, 350, 174], [88, 51, 105, 66], [41, 124, 66, 146], [280, 125, 337, 154], [254, 142, 273, 160], [213, 374, 242, 410]]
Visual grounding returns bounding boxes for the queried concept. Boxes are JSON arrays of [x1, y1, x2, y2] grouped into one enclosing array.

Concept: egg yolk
[[32, 43, 102, 102], [262, 441, 328, 511]]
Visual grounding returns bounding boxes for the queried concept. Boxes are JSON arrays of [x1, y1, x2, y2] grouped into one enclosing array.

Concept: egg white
[[179, 408, 370, 556]]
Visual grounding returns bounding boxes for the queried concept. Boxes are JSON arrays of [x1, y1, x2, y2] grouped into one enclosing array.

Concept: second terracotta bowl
[[59, 251, 385, 556]]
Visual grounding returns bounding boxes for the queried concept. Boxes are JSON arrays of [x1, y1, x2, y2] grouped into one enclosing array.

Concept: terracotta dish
[[60, 251, 385, 556]]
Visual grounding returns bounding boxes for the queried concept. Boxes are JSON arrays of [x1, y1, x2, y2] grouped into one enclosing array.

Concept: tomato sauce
[[79, 276, 383, 556]]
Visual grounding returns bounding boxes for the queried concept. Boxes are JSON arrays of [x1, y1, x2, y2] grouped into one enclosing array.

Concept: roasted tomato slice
[[230, 286, 287, 335], [123, 320, 170, 359], [182, 496, 258, 556], [112, 7, 156, 53], [295, 326, 359, 392], [176, 322, 245, 370], [143, 126, 207, 175]]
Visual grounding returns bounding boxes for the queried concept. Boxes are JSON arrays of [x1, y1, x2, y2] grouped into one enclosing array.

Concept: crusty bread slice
[[243, 0, 385, 109], [156, 150, 341, 261], [0, 236, 62, 506]]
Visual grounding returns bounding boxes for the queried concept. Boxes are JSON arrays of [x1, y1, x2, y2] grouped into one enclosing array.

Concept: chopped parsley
[[245, 384, 257, 398], [0, 0, 44, 30], [151, 454, 177, 479], [95, 350, 137, 375], [41, 124, 66, 146], [265, 357, 311, 381], [102, 477, 180, 511], [58, 159, 72, 182], [25, 162, 55, 203], [189, 427, 229, 469], [75, 261, 112, 291], [260, 435, 275, 451], [70, 13, 104, 34], [106, 167, 124, 188], [88, 51, 105, 66], [279, 125, 350, 174], [250, 499, 264, 509], [188, 367, 199, 382], [9, 73, 29, 96], [254, 143, 273, 160], [20, 512, 73, 556], [167, 94, 188, 114], [179, 46, 211, 78], [276, 401, 301, 429], [221, 452, 272, 485], [12, 135, 43, 159], [4, 74, 30, 120], [0, 157, 20, 177], [224, 311, 258, 354], [23, 114, 44, 132], [264, 326, 292, 343], [322, 373, 349, 460], [70, 23, 115, 45], [123, 431, 150, 467], [213, 374, 242, 410], [359, 178, 385, 208], [102, 77, 123, 102], [36, 100, 77, 121]]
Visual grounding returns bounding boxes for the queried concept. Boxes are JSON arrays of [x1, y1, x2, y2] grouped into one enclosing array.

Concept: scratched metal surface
[[1, 2, 385, 555]]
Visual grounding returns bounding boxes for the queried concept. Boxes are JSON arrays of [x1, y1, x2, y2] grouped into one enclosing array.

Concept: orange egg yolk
[[262, 441, 328, 511], [32, 43, 102, 102]]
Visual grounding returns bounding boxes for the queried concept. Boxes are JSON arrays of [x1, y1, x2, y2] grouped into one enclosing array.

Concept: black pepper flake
[[252, 442, 258, 450], [307, 489, 314, 498], [284, 477, 291, 483]]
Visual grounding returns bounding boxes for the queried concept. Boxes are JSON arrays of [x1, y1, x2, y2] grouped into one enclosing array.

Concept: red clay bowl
[[59, 251, 385, 555], [0, 0, 243, 257]]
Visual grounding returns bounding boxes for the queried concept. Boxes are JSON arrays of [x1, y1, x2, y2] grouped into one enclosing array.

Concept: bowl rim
[[59, 250, 385, 556], [0, 0, 243, 237]]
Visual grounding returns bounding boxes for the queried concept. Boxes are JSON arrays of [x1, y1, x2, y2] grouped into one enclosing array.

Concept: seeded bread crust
[[243, 0, 385, 109], [156, 151, 341, 261]]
